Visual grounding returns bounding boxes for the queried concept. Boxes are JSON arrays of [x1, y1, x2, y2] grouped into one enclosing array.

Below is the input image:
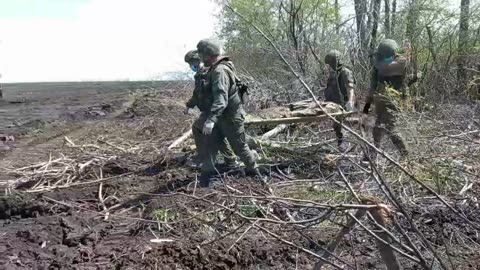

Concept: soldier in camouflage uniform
[[323, 50, 356, 152], [183, 50, 237, 169], [195, 39, 261, 187], [363, 39, 409, 157]]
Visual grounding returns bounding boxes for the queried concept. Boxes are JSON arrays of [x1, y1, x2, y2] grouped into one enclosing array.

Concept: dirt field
[[0, 82, 479, 269]]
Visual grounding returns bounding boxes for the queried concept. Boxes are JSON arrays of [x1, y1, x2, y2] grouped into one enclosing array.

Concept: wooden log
[[245, 112, 355, 126], [167, 130, 193, 150], [261, 124, 288, 140], [167, 112, 356, 150]]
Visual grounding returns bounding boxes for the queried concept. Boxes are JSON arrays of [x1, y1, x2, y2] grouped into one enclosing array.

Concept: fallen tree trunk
[[167, 130, 193, 150], [167, 112, 358, 150], [261, 124, 288, 140], [245, 112, 355, 126]]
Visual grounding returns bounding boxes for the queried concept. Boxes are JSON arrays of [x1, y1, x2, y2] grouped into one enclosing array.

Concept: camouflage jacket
[[324, 65, 355, 106], [201, 56, 243, 123], [186, 67, 209, 112], [369, 54, 408, 98]]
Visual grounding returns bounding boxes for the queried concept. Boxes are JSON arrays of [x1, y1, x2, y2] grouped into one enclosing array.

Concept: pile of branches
[[3, 135, 165, 192]]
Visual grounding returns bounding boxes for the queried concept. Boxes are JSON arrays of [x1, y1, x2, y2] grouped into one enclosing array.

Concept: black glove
[[363, 102, 371, 114]]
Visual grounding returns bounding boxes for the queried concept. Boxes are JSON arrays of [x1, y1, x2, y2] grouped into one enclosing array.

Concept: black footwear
[[225, 160, 240, 169], [217, 160, 240, 173], [338, 141, 348, 153], [362, 149, 377, 164], [245, 167, 261, 177], [199, 172, 215, 188]]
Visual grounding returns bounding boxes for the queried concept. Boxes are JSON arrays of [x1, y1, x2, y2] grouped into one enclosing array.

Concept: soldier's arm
[[367, 67, 378, 104], [207, 68, 230, 123], [341, 68, 355, 103], [185, 87, 199, 108]]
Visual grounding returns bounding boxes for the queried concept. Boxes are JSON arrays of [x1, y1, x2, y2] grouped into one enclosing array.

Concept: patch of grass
[[410, 160, 459, 194], [153, 208, 177, 223], [238, 204, 262, 218], [282, 186, 344, 202]]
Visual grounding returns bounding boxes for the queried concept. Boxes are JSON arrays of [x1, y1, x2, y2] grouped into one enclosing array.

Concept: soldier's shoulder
[[341, 66, 353, 74]]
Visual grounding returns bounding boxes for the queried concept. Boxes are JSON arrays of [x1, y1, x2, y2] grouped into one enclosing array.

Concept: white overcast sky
[[0, 0, 218, 82]]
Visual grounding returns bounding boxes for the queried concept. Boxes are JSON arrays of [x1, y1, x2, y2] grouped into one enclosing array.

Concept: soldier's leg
[[191, 124, 204, 165], [374, 97, 408, 156], [219, 118, 257, 171], [192, 116, 210, 165], [333, 121, 343, 144], [373, 96, 389, 148], [333, 116, 346, 152], [218, 138, 237, 166], [384, 113, 408, 156], [200, 128, 223, 187]]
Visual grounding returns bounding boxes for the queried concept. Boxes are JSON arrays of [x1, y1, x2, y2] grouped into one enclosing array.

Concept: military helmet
[[376, 39, 399, 58], [184, 50, 200, 64], [196, 39, 221, 57], [324, 50, 342, 68]]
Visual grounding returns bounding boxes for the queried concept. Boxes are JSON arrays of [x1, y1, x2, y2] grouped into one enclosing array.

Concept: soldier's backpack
[[234, 76, 250, 104], [210, 57, 250, 104]]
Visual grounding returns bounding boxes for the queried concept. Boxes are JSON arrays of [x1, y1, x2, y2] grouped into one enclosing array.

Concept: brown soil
[[0, 82, 479, 270]]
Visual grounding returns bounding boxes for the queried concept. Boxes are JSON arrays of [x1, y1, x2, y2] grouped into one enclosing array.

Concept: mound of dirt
[[0, 211, 307, 269]]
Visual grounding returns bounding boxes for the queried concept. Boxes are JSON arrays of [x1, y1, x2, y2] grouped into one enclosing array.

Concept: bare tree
[[405, 0, 418, 42], [391, 0, 396, 36], [334, 0, 340, 35], [457, 0, 471, 91], [354, 0, 368, 50], [282, 0, 308, 75], [384, 0, 391, 38], [369, 0, 382, 56]]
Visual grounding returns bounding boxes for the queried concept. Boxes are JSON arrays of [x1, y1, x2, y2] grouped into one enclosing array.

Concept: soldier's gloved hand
[[183, 107, 193, 115], [345, 101, 355, 112], [363, 102, 371, 114], [202, 120, 215, 135]]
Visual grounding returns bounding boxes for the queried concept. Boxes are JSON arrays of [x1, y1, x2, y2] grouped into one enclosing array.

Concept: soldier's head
[[196, 38, 221, 67], [376, 39, 399, 63], [324, 50, 342, 70], [184, 50, 202, 72]]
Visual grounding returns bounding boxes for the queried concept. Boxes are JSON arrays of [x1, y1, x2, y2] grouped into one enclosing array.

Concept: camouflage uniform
[[184, 50, 236, 166], [196, 39, 258, 186], [365, 39, 408, 156], [323, 50, 356, 148]]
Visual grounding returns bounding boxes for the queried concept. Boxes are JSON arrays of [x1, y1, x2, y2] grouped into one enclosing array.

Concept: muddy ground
[[0, 82, 479, 269]]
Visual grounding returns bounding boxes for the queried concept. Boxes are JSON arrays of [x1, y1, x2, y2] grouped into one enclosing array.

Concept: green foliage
[[153, 208, 177, 222], [217, 0, 480, 102], [238, 203, 262, 218], [412, 160, 460, 194]]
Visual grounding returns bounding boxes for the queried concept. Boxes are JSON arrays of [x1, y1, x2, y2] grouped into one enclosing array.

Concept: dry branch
[[313, 209, 368, 270], [167, 130, 193, 150]]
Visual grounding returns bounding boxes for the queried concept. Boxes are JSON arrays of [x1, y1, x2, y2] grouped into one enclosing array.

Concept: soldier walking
[[363, 39, 409, 157], [183, 50, 238, 170], [323, 50, 356, 152], [195, 39, 261, 187]]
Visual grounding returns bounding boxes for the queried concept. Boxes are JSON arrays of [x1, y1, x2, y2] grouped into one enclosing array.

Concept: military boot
[[338, 139, 348, 153], [362, 148, 377, 164], [222, 158, 240, 172], [199, 171, 215, 188]]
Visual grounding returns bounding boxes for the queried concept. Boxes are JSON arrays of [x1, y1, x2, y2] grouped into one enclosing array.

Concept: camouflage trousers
[[332, 119, 344, 145], [192, 114, 236, 166], [372, 95, 408, 155], [201, 112, 257, 174]]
